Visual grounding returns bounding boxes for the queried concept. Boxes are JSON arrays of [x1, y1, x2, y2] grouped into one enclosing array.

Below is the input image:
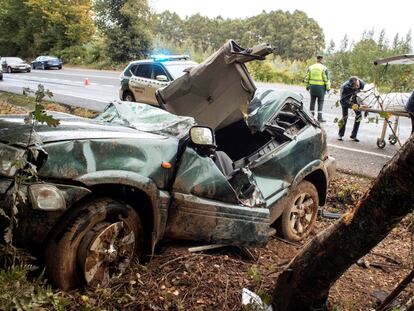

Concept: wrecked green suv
[[0, 40, 335, 290]]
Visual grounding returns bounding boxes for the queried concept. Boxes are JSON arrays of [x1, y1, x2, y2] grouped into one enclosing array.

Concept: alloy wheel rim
[[81, 221, 135, 287], [289, 192, 314, 236]]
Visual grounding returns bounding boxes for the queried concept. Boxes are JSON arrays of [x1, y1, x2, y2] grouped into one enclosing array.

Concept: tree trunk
[[272, 135, 414, 311]]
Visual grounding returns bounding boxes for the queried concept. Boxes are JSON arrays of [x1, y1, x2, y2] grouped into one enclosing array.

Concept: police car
[[119, 54, 198, 105]]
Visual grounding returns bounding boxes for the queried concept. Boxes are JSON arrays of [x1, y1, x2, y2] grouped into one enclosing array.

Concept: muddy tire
[[277, 180, 319, 241], [45, 197, 143, 290]]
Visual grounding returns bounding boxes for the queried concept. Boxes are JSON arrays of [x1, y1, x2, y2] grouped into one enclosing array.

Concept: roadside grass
[[0, 92, 98, 118]]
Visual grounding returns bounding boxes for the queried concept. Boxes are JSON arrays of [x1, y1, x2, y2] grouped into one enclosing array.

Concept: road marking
[[328, 143, 393, 159]]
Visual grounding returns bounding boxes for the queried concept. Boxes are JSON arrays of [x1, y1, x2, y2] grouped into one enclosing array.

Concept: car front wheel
[[45, 197, 144, 290], [122, 91, 136, 102], [277, 180, 319, 241]]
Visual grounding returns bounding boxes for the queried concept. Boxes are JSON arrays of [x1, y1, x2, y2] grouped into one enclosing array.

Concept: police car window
[[152, 65, 168, 80], [135, 64, 152, 79]]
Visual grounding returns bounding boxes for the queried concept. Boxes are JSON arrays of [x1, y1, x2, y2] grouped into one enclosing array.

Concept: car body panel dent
[[173, 148, 239, 204], [38, 137, 178, 190], [165, 192, 269, 246]]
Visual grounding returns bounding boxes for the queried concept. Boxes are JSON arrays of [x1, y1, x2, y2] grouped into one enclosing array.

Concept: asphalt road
[[0, 68, 410, 178]]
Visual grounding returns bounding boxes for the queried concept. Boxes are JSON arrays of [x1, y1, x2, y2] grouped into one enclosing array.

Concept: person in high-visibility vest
[[304, 55, 331, 122]]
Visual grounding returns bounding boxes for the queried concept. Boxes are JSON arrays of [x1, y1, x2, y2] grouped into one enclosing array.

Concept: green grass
[[0, 92, 37, 110]]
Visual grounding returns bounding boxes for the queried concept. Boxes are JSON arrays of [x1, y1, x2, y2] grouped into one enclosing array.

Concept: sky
[[149, 0, 413, 50]]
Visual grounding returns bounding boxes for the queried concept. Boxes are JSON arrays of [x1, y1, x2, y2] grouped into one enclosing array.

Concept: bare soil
[[62, 172, 413, 311]]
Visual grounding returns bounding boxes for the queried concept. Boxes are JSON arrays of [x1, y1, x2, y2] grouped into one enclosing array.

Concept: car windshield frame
[[164, 62, 197, 80]]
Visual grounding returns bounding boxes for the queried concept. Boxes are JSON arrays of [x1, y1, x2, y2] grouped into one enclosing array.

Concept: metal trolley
[[358, 54, 414, 148]]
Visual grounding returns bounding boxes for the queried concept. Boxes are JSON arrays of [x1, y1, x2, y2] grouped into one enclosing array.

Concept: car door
[[164, 146, 270, 246], [34, 57, 41, 69], [129, 63, 152, 103], [145, 64, 169, 105]]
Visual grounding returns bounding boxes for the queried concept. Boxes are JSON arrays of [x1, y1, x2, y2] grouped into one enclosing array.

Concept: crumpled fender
[[76, 170, 168, 249], [291, 159, 329, 205]]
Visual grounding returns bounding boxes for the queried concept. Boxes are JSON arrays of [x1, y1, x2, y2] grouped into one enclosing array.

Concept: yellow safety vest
[[304, 63, 330, 90]]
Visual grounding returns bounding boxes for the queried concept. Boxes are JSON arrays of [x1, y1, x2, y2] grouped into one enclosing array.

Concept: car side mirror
[[190, 126, 216, 148], [156, 75, 168, 82]]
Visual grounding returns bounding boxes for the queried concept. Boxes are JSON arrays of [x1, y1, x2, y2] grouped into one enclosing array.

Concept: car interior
[[211, 100, 309, 202], [215, 101, 308, 163]]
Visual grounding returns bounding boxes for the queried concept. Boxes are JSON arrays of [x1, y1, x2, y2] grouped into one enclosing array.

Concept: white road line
[[328, 143, 393, 159]]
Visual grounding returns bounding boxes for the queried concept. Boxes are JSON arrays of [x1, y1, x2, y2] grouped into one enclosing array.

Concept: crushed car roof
[[247, 88, 304, 132], [95, 101, 195, 138], [156, 40, 274, 130]]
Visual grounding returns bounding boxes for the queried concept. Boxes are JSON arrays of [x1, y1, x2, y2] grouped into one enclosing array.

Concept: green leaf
[[379, 111, 390, 119]]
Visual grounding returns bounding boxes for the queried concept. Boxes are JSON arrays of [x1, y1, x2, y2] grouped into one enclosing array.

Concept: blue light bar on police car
[[150, 54, 191, 62]]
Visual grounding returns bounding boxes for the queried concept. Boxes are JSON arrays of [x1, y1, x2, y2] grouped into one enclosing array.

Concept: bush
[[52, 45, 87, 65], [0, 265, 68, 310], [246, 56, 308, 85]]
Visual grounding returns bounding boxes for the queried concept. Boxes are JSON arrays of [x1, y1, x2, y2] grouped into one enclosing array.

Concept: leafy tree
[[0, 0, 35, 57], [153, 11, 185, 48], [94, 0, 153, 62], [153, 10, 325, 60], [0, 0, 94, 58], [325, 30, 413, 91], [26, 0, 94, 53]]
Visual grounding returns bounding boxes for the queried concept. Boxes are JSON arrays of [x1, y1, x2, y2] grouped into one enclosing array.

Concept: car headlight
[[0, 144, 25, 177], [29, 184, 66, 211]]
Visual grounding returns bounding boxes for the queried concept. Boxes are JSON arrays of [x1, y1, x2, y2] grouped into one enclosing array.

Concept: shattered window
[[270, 102, 307, 136]]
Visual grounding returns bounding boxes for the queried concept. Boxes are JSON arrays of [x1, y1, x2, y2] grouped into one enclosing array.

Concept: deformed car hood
[[0, 112, 163, 146], [157, 40, 274, 129], [247, 88, 304, 132], [95, 101, 195, 138]]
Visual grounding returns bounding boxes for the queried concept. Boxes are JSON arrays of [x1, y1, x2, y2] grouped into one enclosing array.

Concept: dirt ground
[[60, 172, 413, 311]]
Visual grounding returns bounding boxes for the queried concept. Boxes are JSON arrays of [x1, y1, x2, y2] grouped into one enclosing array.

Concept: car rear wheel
[[277, 180, 319, 241], [7, 67, 12, 73], [45, 197, 144, 290], [122, 91, 136, 102]]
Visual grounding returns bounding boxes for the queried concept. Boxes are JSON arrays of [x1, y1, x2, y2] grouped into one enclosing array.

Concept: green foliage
[[1, 85, 59, 248], [246, 265, 271, 309], [154, 10, 325, 61], [246, 56, 308, 85], [335, 183, 362, 205], [0, 265, 68, 310], [94, 0, 153, 62], [325, 30, 413, 91], [0, 0, 94, 58]]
